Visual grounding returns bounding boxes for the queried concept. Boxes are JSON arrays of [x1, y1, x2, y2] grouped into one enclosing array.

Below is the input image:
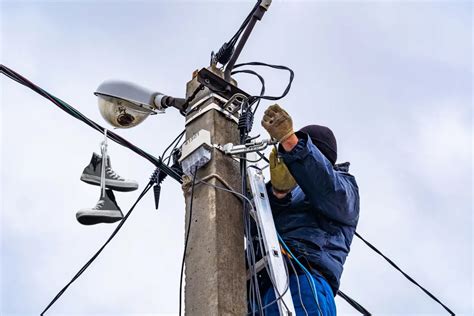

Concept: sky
[[1, 0, 472, 315]]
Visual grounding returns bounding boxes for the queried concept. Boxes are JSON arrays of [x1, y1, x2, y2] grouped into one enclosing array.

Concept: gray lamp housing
[[95, 80, 187, 129], [95, 80, 162, 129]]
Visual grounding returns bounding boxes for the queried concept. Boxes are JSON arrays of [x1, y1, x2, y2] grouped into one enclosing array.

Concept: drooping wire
[[162, 130, 185, 165], [231, 69, 265, 114], [337, 290, 371, 315], [0, 65, 182, 183], [354, 232, 455, 315], [178, 168, 198, 316], [233, 62, 294, 108], [40, 181, 154, 315], [237, 99, 265, 314]]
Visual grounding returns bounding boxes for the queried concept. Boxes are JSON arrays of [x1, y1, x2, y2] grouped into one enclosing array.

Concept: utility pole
[[182, 68, 247, 315], [180, 2, 272, 314]]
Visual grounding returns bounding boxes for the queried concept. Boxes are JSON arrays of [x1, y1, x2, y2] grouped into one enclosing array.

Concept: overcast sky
[[1, 0, 472, 315]]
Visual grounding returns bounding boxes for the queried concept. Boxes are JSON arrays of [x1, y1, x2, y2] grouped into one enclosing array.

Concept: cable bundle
[[212, 1, 262, 66]]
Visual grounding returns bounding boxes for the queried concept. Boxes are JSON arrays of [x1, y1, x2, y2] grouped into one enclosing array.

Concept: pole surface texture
[[182, 69, 246, 315]]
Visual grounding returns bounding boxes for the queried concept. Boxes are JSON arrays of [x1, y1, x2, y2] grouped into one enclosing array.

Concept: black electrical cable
[[337, 290, 371, 315], [238, 100, 264, 315], [354, 232, 455, 315], [162, 130, 185, 164], [181, 83, 205, 115], [256, 256, 291, 313], [233, 62, 294, 105], [256, 152, 270, 163], [228, 1, 261, 46], [178, 168, 198, 316], [213, 0, 261, 66], [231, 69, 265, 114], [0, 65, 182, 183], [40, 181, 154, 315]]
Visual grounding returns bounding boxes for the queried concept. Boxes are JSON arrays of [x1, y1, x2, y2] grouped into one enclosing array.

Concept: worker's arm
[[280, 132, 359, 226], [261, 104, 359, 225]]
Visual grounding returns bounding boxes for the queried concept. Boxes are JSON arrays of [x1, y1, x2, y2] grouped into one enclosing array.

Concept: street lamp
[[95, 80, 186, 128]]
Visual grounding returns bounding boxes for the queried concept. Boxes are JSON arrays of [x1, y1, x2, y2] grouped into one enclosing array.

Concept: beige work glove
[[269, 148, 296, 193], [261, 104, 294, 142]]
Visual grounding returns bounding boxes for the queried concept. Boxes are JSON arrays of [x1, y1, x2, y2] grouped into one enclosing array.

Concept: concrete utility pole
[[182, 68, 246, 315]]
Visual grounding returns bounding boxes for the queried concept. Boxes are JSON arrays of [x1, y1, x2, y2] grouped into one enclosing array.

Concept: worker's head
[[299, 125, 337, 165]]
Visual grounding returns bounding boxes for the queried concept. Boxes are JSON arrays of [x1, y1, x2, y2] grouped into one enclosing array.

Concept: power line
[[354, 232, 455, 315], [178, 168, 198, 316], [337, 290, 371, 315], [41, 181, 154, 315], [233, 62, 294, 104]]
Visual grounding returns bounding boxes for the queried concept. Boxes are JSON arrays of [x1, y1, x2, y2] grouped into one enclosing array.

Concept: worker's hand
[[261, 104, 294, 142], [269, 147, 296, 194]]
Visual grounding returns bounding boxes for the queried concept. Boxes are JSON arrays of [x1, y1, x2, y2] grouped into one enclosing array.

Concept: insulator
[[215, 42, 234, 65], [153, 184, 161, 210], [238, 110, 254, 134], [150, 168, 161, 184]]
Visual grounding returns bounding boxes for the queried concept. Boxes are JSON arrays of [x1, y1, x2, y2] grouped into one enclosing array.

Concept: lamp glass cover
[[98, 95, 154, 128]]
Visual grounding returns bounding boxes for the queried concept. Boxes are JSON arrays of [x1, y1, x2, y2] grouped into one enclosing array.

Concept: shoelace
[[105, 167, 124, 180], [93, 200, 105, 210]]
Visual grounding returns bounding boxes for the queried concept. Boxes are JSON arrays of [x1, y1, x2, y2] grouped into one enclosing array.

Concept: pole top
[[260, 0, 272, 11]]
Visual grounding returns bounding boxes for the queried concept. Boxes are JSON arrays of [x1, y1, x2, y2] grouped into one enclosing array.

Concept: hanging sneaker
[[80, 152, 139, 192], [76, 189, 123, 225]]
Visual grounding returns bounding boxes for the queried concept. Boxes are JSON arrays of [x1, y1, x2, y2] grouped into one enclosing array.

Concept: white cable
[[100, 129, 108, 197]]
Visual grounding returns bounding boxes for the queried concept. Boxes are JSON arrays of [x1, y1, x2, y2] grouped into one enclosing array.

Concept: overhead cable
[[41, 180, 154, 315], [355, 232, 455, 315], [231, 69, 265, 114], [178, 168, 198, 316], [233, 62, 294, 106], [337, 290, 371, 315]]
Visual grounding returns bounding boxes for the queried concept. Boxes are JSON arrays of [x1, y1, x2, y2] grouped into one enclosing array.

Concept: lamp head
[[95, 80, 187, 128], [95, 80, 161, 129]]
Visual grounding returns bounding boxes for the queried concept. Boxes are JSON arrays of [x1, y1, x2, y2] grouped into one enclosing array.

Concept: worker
[[259, 104, 360, 315]]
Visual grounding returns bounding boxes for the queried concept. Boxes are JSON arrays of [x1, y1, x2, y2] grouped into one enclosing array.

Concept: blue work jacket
[[268, 132, 360, 295]]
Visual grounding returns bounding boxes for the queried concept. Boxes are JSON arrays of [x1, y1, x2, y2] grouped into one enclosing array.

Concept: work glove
[[261, 104, 294, 142], [269, 147, 296, 193]]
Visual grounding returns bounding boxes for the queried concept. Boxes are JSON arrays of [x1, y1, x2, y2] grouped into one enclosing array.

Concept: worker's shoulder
[[334, 162, 359, 189]]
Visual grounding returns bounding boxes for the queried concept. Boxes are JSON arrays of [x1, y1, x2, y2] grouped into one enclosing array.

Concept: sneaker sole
[[80, 174, 138, 192], [76, 210, 124, 225]]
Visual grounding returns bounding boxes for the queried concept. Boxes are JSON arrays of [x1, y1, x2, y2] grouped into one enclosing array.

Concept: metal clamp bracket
[[217, 138, 276, 155]]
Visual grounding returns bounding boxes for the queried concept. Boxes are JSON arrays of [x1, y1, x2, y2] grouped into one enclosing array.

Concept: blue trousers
[[261, 272, 336, 316]]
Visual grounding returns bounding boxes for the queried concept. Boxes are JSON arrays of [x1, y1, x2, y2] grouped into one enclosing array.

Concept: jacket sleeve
[[279, 132, 359, 226]]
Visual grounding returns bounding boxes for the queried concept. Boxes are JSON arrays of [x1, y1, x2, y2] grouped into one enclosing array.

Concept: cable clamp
[[217, 138, 276, 155]]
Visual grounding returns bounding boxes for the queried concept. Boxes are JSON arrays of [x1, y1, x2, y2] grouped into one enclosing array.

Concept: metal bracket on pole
[[185, 93, 240, 126], [218, 138, 276, 155], [196, 68, 249, 101]]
